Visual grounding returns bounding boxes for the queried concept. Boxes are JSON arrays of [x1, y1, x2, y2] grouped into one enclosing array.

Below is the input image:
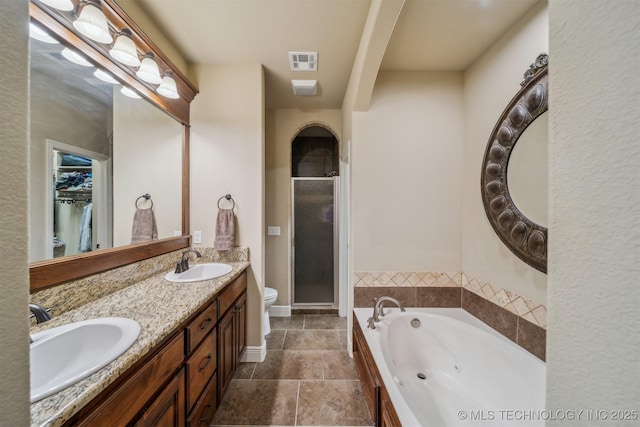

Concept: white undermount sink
[[30, 317, 141, 403], [164, 262, 233, 283]]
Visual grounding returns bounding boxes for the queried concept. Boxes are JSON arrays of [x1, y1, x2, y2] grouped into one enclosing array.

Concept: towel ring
[[217, 194, 235, 210], [135, 193, 153, 209]]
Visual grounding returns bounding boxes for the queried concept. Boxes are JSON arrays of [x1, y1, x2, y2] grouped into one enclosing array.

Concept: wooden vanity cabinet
[[352, 315, 401, 427], [63, 271, 247, 427]]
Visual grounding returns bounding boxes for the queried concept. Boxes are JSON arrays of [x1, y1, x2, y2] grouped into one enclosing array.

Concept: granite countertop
[[30, 261, 250, 427]]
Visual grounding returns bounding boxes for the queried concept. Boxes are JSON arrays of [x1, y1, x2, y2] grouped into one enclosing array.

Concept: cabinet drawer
[[77, 332, 184, 426], [187, 373, 218, 427], [186, 301, 218, 353], [218, 273, 247, 316], [187, 328, 217, 411]]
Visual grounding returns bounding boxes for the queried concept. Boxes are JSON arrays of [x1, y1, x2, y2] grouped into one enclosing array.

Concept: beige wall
[[190, 63, 265, 349], [112, 90, 183, 246], [0, 0, 30, 424], [462, 1, 548, 304], [547, 0, 640, 418], [265, 108, 342, 305], [351, 71, 464, 272]]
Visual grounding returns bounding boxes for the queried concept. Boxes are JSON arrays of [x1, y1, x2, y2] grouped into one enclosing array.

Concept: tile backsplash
[[354, 270, 546, 360]]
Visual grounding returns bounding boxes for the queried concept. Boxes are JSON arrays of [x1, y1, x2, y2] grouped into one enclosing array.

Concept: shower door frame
[[291, 177, 340, 307]]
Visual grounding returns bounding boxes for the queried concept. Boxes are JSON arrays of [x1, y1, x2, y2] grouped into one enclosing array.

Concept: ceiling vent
[[289, 52, 317, 71], [291, 80, 317, 96]]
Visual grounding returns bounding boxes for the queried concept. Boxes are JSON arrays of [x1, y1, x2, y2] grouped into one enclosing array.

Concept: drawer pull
[[198, 354, 213, 372], [198, 318, 213, 331], [198, 403, 213, 424]]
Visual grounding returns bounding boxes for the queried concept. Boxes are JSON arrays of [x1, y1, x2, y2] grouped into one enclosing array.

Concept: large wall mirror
[[481, 54, 548, 273], [29, 0, 197, 290]]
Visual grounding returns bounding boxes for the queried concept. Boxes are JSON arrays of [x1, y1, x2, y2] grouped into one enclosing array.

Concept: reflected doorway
[[291, 126, 339, 306], [46, 139, 111, 258]]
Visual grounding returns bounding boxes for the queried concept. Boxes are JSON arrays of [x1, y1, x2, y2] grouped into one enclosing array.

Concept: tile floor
[[211, 314, 373, 427]]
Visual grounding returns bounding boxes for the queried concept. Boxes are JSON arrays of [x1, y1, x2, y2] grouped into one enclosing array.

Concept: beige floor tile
[[304, 314, 347, 330], [266, 329, 286, 350], [322, 351, 359, 380], [338, 330, 349, 350], [296, 381, 373, 426], [212, 379, 298, 426], [270, 314, 305, 330], [283, 330, 341, 350], [233, 362, 256, 379], [252, 350, 323, 380]]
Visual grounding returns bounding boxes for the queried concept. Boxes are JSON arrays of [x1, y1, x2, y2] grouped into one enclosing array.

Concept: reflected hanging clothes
[[78, 202, 92, 252]]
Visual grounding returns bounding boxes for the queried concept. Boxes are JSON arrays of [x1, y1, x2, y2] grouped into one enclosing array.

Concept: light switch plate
[[193, 230, 202, 244], [267, 226, 281, 236]]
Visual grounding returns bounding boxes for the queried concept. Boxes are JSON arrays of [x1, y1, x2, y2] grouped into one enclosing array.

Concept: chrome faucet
[[366, 296, 406, 329], [29, 303, 52, 324], [175, 249, 202, 273]]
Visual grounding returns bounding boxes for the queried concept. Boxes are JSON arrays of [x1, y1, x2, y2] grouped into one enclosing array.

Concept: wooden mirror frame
[[29, 0, 198, 291], [480, 54, 548, 274]]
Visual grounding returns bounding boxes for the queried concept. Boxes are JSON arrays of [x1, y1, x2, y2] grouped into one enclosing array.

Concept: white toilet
[[263, 287, 278, 335]]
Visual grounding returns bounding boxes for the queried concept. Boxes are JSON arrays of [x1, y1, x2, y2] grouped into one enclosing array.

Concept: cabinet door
[[217, 307, 235, 403], [235, 292, 247, 359], [135, 368, 185, 427]]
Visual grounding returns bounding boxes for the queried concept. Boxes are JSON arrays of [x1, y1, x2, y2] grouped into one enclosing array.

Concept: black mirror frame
[[480, 54, 548, 274]]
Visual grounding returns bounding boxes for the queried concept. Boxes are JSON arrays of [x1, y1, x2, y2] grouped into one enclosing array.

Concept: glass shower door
[[292, 178, 337, 305]]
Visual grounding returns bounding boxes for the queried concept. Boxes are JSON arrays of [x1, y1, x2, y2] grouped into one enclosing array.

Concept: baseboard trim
[[269, 305, 291, 317], [240, 343, 266, 363]]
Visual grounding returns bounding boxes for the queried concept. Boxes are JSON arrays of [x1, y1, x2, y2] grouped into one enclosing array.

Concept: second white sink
[[164, 262, 232, 283], [30, 317, 140, 403]]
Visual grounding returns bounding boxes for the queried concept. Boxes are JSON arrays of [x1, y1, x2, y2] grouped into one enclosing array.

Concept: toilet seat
[[264, 287, 277, 302]]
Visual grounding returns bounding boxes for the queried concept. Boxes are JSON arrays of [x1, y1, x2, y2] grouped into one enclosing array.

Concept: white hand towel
[[214, 208, 235, 251], [131, 208, 158, 244]]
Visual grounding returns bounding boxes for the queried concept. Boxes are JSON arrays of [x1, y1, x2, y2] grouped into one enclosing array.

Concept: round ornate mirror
[[480, 54, 548, 273]]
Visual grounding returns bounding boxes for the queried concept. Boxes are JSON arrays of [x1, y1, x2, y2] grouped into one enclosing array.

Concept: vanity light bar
[[36, 0, 184, 100]]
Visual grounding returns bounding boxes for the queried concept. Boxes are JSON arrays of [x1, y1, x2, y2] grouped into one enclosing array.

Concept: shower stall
[[291, 177, 339, 305]]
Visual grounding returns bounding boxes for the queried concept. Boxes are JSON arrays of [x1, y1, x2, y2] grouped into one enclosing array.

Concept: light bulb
[[94, 69, 119, 84], [38, 0, 74, 11], [29, 22, 59, 44], [120, 86, 141, 99], [157, 74, 179, 99], [61, 47, 93, 67], [73, 1, 113, 44], [109, 30, 140, 67], [136, 53, 162, 84]]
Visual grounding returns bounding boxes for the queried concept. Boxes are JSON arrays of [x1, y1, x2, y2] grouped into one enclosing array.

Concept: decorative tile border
[[462, 274, 547, 329], [353, 271, 461, 288]]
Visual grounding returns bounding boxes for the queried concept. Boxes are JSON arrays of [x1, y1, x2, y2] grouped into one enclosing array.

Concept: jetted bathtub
[[353, 308, 545, 426]]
